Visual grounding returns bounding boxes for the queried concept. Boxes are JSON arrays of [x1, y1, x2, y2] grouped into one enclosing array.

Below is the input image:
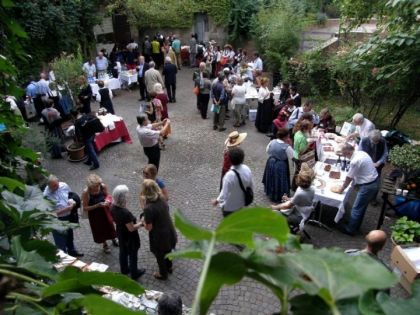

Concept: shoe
[[112, 239, 119, 247], [89, 165, 99, 171], [218, 127, 227, 132], [168, 268, 173, 274], [213, 126, 218, 130], [103, 244, 111, 254], [173, 99, 176, 103], [266, 134, 274, 138], [83, 160, 92, 166], [69, 251, 84, 258], [132, 268, 146, 280], [337, 224, 355, 236], [153, 272, 167, 280]]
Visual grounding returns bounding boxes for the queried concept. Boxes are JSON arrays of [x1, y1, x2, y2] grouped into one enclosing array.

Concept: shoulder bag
[[232, 169, 253, 206]]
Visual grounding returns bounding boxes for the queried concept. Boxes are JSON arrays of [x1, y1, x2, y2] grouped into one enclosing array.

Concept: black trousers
[[154, 250, 172, 278], [139, 77, 147, 100], [165, 83, 176, 102], [198, 93, 210, 119], [143, 144, 161, 170], [119, 238, 140, 279]]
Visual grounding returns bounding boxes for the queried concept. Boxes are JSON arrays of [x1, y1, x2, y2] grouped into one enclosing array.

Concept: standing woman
[[110, 185, 145, 280], [231, 77, 247, 127], [77, 75, 92, 114], [262, 128, 294, 202], [81, 174, 118, 253], [292, 120, 313, 190], [140, 164, 169, 209], [140, 179, 177, 280], [154, 83, 169, 120], [255, 77, 273, 133], [97, 80, 115, 114]]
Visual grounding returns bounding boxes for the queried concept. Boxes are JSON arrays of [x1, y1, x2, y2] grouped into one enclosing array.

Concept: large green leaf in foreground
[[377, 280, 420, 315]]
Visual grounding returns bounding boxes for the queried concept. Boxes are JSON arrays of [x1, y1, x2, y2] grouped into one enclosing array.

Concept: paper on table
[[402, 247, 420, 271]]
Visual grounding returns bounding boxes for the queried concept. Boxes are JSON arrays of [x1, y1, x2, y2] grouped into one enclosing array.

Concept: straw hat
[[225, 131, 247, 147]]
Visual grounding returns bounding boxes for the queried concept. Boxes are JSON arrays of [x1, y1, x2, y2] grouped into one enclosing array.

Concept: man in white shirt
[[253, 52, 263, 72], [136, 115, 171, 170], [95, 52, 109, 77], [337, 143, 379, 236], [212, 147, 254, 217], [347, 113, 375, 140], [82, 59, 96, 78], [43, 175, 83, 257]]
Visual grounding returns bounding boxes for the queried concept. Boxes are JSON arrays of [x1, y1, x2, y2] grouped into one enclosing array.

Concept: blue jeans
[[52, 214, 76, 254], [346, 179, 379, 233], [85, 136, 99, 167]]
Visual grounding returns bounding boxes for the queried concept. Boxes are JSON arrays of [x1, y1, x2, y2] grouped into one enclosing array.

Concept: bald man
[[346, 230, 388, 268]]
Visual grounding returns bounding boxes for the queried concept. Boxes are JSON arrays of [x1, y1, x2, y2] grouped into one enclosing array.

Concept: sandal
[[153, 272, 167, 280], [103, 244, 111, 254]]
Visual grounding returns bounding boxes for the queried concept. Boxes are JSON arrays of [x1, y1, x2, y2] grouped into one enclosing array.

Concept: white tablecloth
[[90, 78, 121, 95], [313, 161, 350, 223], [119, 72, 138, 85]]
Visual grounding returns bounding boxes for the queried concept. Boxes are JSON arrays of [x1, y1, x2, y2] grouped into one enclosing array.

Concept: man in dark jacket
[[137, 55, 150, 101], [162, 57, 178, 103]]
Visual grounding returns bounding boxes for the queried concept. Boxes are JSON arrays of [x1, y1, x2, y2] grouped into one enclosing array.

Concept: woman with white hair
[[153, 82, 169, 120], [140, 179, 177, 280], [110, 185, 145, 280]]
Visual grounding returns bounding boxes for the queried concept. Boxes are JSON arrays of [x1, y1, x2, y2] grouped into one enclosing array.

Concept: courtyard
[[42, 68, 404, 314]]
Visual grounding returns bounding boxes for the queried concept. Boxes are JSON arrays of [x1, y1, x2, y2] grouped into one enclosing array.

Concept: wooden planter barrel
[[66, 142, 86, 162]]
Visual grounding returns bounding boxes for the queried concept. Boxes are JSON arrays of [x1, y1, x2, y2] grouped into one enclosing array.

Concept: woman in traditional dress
[[81, 174, 118, 253], [255, 77, 273, 133], [262, 128, 294, 202]]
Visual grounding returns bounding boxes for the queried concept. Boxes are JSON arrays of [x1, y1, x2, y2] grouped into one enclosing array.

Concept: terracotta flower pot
[[66, 142, 86, 162]]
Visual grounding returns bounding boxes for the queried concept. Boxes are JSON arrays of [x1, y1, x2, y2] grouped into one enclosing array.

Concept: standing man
[[193, 62, 210, 110], [74, 109, 100, 170], [212, 147, 253, 217], [136, 115, 171, 170], [151, 36, 161, 69], [171, 35, 182, 70], [359, 129, 388, 176], [253, 52, 263, 72], [82, 59, 96, 79], [34, 73, 51, 118], [211, 73, 227, 132], [137, 56, 149, 101], [143, 36, 152, 63], [43, 175, 84, 257], [189, 33, 197, 68], [162, 57, 178, 103], [347, 113, 375, 141], [95, 52, 109, 78], [336, 143, 379, 236], [144, 61, 164, 99]]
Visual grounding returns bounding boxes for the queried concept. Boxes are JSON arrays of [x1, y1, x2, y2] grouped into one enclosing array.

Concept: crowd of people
[[6, 32, 396, 307]]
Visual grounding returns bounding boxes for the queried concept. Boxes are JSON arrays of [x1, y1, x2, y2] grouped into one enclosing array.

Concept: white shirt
[[356, 118, 375, 139], [231, 84, 247, 105], [253, 57, 263, 71], [217, 164, 253, 212], [136, 124, 160, 147], [43, 182, 71, 217], [258, 87, 270, 102], [83, 62, 96, 77], [126, 42, 138, 50], [96, 56, 108, 71], [347, 151, 378, 185]]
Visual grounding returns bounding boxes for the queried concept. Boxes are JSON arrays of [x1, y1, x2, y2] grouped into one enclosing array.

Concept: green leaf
[[22, 239, 58, 263], [174, 209, 213, 241], [283, 248, 397, 307], [359, 290, 385, 315], [75, 294, 146, 315], [1, 0, 14, 8], [167, 241, 206, 260], [0, 177, 25, 192], [11, 236, 56, 279], [199, 252, 246, 315], [215, 207, 289, 247], [1, 185, 53, 212], [377, 280, 420, 315], [291, 294, 363, 315], [43, 267, 144, 297]]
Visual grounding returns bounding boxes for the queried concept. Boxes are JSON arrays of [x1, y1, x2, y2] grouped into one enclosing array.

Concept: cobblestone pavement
[[44, 68, 406, 314]]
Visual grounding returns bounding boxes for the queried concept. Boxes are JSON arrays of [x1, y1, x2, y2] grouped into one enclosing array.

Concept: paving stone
[[43, 67, 407, 314]]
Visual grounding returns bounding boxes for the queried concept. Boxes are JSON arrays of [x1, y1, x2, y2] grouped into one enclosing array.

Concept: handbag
[[211, 104, 221, 114], [193, 86, 200, 96], [232, 169, 254, 206]]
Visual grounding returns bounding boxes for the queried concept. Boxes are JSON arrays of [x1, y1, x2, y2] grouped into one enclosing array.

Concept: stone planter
[[66, 142, 86, 162]]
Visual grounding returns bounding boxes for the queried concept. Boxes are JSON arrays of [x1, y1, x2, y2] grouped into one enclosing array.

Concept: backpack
[[232, 169, 253, 206]]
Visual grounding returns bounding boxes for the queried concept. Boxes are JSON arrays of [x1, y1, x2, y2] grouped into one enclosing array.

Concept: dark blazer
[[137, 62, 149, 79], [162, 63, 178, 85]]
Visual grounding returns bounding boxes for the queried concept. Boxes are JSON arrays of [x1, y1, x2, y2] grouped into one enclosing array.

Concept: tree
[[337, 0, 420, 128]]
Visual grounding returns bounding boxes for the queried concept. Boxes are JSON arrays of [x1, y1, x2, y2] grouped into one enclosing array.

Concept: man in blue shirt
[[26, 76, 38, 100], [43, 175, 84, 257]]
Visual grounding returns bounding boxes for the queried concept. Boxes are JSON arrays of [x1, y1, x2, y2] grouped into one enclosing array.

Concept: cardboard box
[[391, 245, 420, 293]]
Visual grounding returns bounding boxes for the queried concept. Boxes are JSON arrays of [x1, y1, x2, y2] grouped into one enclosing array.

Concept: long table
[[90, 78, 121, 96]]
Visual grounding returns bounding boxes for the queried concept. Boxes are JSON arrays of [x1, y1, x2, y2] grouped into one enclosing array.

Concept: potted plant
[[389, 144, 420, 197], [66, 122, 86, 162], [391, 216, 420, 247]]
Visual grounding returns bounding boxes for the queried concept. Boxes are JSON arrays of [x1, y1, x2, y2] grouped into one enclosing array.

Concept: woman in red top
[[153, 83, 169, 120]]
